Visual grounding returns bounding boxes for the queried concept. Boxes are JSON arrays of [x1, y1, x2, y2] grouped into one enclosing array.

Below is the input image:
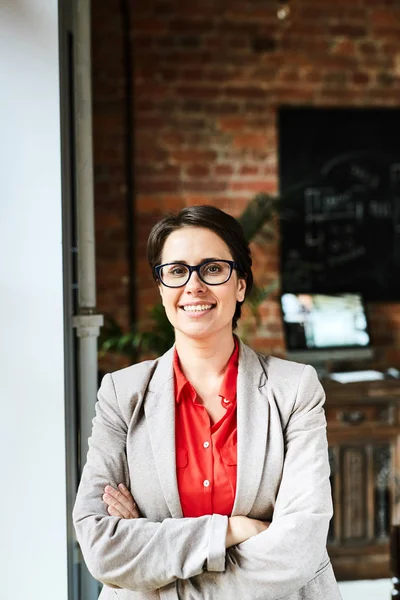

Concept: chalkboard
[[279, 108, 400, 301]]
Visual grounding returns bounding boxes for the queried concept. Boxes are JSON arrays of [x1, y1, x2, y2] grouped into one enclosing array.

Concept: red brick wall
[[92, 0, 400, 371]]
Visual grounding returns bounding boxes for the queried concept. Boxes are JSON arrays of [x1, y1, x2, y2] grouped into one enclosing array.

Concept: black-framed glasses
[[155, 259, 238, 288]]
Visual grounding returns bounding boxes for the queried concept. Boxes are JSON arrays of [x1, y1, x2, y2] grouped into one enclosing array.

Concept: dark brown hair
[[146, 205, 253, 329]]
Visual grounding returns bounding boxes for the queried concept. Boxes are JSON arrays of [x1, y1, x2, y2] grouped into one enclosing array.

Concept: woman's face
[[158, 227, 246, 341]]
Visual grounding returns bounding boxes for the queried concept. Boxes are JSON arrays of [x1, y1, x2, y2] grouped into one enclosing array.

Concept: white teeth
[[182, 304, 213, 312]]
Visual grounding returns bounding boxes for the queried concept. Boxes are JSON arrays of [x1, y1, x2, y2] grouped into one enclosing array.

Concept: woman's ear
[[236, 278, 246, 303], [158, 283, 165, 306]]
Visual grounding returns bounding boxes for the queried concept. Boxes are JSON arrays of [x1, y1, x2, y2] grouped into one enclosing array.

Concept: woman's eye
[[205, 263, 221, 273], [169, 266, 187, 277]]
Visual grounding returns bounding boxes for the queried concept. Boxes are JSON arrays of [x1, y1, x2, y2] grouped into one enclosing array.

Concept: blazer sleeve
[[185, 364, 333, 599], [72, 373, 228, 593]]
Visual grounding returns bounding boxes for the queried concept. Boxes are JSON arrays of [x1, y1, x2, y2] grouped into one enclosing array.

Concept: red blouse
[[173, 341, 239, 517]]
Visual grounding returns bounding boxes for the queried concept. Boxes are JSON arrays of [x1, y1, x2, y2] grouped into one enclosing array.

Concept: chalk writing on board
[[304, 187, 364, 223], [328, 247, 367, 267], [281, 152, 400, 299], [349, 164, 379, 189], [279, 107, 400, 300]]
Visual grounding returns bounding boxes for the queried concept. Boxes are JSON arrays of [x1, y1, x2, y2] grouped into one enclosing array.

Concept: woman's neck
[[174, 329, 236, 382]]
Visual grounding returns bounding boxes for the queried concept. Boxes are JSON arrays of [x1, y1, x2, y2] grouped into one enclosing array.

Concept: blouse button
[[223, 398, 229, 404], [203, 441, 210, 449], [203, 479, 210, 488]]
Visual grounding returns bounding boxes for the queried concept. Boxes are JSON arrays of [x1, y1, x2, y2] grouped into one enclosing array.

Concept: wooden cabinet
[[323, 377, 400, 581]]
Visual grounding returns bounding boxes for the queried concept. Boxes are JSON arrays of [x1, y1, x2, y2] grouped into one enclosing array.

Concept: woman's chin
[[179, 325, 211, 339], [174, 320, 232, 341]]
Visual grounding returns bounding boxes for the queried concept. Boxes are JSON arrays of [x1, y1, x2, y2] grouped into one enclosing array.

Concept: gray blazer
[[73, 340, 342, 600]]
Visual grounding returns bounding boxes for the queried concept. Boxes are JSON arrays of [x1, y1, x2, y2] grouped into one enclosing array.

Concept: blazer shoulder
[[258, 354, 307, 382], [109, 357, 159, 386], [238, 340, 310, 390], [256, 354, 322, 423], [101, 346, 175, 420], [101, 357, 162, 421]]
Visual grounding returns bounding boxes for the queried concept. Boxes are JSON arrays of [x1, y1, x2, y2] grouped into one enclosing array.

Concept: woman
[[73, 205, 342, 600]]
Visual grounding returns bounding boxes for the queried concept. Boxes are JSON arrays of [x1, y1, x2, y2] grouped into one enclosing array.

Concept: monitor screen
[[280, 293, 371, 352]]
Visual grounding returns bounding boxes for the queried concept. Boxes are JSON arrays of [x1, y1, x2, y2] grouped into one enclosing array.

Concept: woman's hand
[[102, 484, 140, 519], [226, 516, 271, 548]]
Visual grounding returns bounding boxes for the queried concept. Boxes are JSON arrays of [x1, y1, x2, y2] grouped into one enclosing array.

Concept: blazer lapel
[[144, 346, 183, 519], [231, 340, 269, 517]]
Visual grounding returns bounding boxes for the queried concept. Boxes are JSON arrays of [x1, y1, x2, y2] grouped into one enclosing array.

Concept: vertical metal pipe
[[74, 0, 96, 311], [72, 1, 103, 598]]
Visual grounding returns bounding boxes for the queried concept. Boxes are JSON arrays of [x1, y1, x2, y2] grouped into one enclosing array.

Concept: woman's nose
[[185, 270, 206, 292]]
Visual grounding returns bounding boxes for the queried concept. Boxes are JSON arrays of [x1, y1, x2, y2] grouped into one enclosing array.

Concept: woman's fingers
[[107, 504, 122, 517], [102, 489, 139, 519], [102, 484, 140, 519]]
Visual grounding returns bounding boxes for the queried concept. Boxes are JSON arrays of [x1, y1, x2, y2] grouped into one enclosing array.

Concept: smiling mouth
[[180, 304, 216, 313]]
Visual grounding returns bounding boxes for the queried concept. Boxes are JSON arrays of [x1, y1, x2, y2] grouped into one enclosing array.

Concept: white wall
[[339, 579, 392, 600], [0, 2, 68, 599]]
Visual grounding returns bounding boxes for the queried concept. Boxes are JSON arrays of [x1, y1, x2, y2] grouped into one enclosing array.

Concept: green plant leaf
[[238, 192, 279, 242], [246, 281, 279, 325]]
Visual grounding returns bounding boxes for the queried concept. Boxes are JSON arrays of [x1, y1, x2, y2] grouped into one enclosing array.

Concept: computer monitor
[[280, 292, 373, 364]]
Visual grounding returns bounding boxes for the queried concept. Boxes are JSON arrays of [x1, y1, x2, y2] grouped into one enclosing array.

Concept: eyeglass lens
[[160, 261, 232, 286]]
